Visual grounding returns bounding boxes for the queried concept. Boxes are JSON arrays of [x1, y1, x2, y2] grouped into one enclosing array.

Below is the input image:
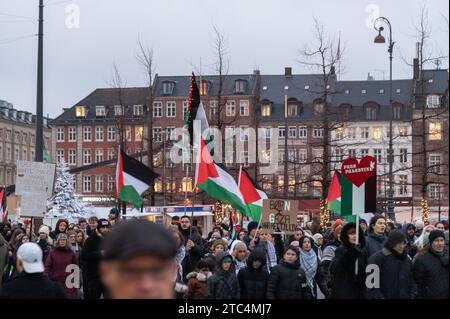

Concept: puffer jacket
[[237, 250, 269, 299], [266, 259, 313, 299], [413, 248, 449, 299], [364, 233, 387, 258], [205, 252, 240, 299]]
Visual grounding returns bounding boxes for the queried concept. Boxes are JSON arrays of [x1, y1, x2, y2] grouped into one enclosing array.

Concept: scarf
[[299, 248, 318, 293], [176, 246, 186, 264], [265, 241, 278, 271]]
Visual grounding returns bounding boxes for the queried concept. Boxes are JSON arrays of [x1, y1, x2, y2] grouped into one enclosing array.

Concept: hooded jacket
[[237, 250, 270, 299], [49, 219, 69, 240], [266, 258, 313, 299], [364, 232, 387, 258], [330, 223, 368, 299], [205, 252, 240, 299]]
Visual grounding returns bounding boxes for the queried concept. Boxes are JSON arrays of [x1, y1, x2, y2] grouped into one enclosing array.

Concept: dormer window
[[12, 110, 17, 119], [75, 106, 86, 118], [262, 85, 268, 91], [261, 104, 271, 117], [313, 99, 324, 115], [362, 89, 367, 94], [114, 105, 124, 116], [393, 104, 402, 119], [426, 95, 440, 108], [235, 80, 247, 94], [396, 88, 401, 93], [200, 81, 209, 96], [133, 105, 144, 116], [304, 85, 310, 90], [95, 105, 106, 117], [345, 89, 350, 94], [364, 103, 379, 120], [162, 81, 175, 95], [284, 85, 289, 90], [379, 89, 385, 94]]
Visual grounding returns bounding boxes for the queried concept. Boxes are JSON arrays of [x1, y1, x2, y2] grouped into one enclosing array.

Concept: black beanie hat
[[109, 208, 120, 217], [247, 221, 259, 234], [429, 230, 445, 245], [386, 229, 406, 249]]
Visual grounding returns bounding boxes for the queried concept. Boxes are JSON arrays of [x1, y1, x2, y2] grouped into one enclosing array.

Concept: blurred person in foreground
[[100, 219, 178, 299]]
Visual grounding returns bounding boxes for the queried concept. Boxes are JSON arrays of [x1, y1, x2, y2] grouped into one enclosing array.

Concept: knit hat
[[386, 229, 406, 249], [332, 219, 344, 231], [109, 208, 120, 218], [212, 239, 227, 251], [38, 225, 50, 236], [429, 230, 445, 245], [247, 221, 259, 234]]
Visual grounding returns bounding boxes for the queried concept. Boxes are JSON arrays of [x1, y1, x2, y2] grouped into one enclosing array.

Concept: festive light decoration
[[421, 198, 429, 225], [320, 199, 329, 229]]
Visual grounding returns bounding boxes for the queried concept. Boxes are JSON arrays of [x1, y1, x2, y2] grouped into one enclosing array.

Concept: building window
[[426, 95, 440, 108], [396, 88, 401, 93], [239, 151, 249, 167], [83, 176, 92, 193], [373, 149, 382, 163], [153, 127, 162, 142], [335, 128, 344, 140], [313, 127, 323, 138], [379, 89, 385, 94], [288, 149, 297, 162], [75, 106, 86, 118], [278, 127, 286, 138], [181, 177, 193, 193], [240, 100, 249, 116], [182, 101, 189, 119], [288, 176, 296, 192], [262, 127, 272, 139], [107, 148, 115, 160], [313, 103, 324, 115], [83, 126, 92, 141], [153, 102, 162, 117], [96, 176, 103, 192], [95, 149, 104, 163], [298, 149, 307, 163], [288, 103, 298, 116], [68, 127, 76, 142], [361, 127, 369, 139], [235, 80, 247, 93], [6, 146, 11, 162], [162, 81, 175, 95], [200, 81, 209, 96], [365, 107, 377, 120], [361, 149, 369, 157], [429, 154, 441, 174], [261, 104, 271, 117], [95, 126, 104, 141], [347, 127, 356, 139], [287, 126, 296, 139], [107, 176, 115, 192], [361, 89, 367, 94], [393, 105, 402, 119], [399, 126, 408, 137], [165, 127, 175, 141], [114, 105, 124, 116], [83, 150, 92, 165], [22, 148, 27, 161], [56, 128, 64, 142], [125, 126, 132, 142], [209, 100, 218, 119], [166, 101, 176, 117], [133, 105, 143, 116], [135, 126, 144, 142], [56, 150, 64, 163], [335, 149, 344, 162], [239, 126, 249, 142], [399, 175, 408, 195], [107, 126, 116, 141], [428, 123, 442, 140], [95, 106, 106, 117], [399, 148, 408, 163], [299, 126, 307, 138], [226, 101, 236, 117], [373, 127, 382, 140], [68, 150, 76, 165], [429, 184, 441, 200], [348, 149, 356, 158]]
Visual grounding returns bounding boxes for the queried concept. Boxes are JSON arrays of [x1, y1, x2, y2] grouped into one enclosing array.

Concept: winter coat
[[36, 239, 52, 264], [237, 250, 269, 299], [44, 246, 78, 299], [318, 236, 340, 294], [266, 259, 313, 299], [205, 252, 240, 299], [0, 234, 8, 288], [49, 219, 68, 240], [180, 227, 207, 278], [80, 231, 103, 281], [367, 247, 416, 299], [413, 248, 449, 299], [185, 271, 209, 299], [330, 224, 368, 299], [401, 223, 417, 257], [364, 233, 387, 258], [0, 273, 67, 299]]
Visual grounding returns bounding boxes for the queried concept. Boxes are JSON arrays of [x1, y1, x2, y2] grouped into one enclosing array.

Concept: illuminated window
[[288, 103, 297, 116], [75, 106, 86, 118], [278, 176, 284, 189], [154, 178, 162, 192], [261, 104, 271, 117], [335, 128, 343, 140], [429, 123, 442, 140], [181, 177, 193, 193], [125, 126, 132, 142], [288, 177, 296, 192], [373, 127, 382, 140], [398, 175, 408, 195], [200, 81, 209, 96], [399, 126, 408, 137], [135, 126, 144, 142]]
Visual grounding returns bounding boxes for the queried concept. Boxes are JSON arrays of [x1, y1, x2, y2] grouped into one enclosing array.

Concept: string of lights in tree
[[320, 199, 329, 229], [421, 198, 429, 225], [214, 201, 232, 225]]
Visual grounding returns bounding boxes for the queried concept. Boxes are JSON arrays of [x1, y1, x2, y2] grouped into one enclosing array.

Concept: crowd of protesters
[[0, 209, 448, 299]]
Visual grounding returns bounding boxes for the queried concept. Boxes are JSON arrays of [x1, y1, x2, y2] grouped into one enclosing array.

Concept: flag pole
[[355, 213, 359, 275]]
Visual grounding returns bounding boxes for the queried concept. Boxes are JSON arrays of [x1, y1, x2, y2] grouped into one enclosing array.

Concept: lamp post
[[374, 17, 396, 221]]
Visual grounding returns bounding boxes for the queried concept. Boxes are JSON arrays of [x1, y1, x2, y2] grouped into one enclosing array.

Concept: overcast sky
[[1, 0, 448, 118]]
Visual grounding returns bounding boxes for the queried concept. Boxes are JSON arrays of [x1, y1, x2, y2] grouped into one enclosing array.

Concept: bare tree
[[109, 62, 127, 151]]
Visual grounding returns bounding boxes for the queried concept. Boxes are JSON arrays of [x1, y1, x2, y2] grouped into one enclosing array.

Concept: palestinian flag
[[116, 149, 159, 209], [195, 138, 249, 216], [185, 72, 209, 145], [327, 170, 342, 214], [238, 166, 268, 221]]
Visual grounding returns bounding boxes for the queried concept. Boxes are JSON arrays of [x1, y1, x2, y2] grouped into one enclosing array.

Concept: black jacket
[[180, 227, 206, 278], [318, 235, 341, 294], [364, 233, 387, 258], [205, 252, 240, 299], [0, 273, 67, 299], [413, 248, 449, 299], [330, 224, 368, 299], [80, 231, 103, 281], [367, 247, 416, 299], [266, 259, 313, 299], [237, 250, 269, 299], [49, 219, 68, 240]]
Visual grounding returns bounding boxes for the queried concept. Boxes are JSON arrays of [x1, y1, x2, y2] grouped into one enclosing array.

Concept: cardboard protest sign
[[260, 199, 298, 234]]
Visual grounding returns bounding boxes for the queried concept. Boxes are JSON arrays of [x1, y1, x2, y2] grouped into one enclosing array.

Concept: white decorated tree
[[47, 160, 92, 219]]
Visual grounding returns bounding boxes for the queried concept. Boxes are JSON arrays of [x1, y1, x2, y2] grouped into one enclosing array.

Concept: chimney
[[367, 72, 374, 81], [413, 58, 420, 80], [284, 67, 292, 77]]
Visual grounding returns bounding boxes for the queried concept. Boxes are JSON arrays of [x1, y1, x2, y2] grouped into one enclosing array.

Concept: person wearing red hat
[[49, 219, 69, 240]]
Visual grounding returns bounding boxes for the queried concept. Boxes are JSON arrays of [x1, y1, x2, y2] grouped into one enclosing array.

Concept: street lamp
[[373, 17, 396, 221]]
